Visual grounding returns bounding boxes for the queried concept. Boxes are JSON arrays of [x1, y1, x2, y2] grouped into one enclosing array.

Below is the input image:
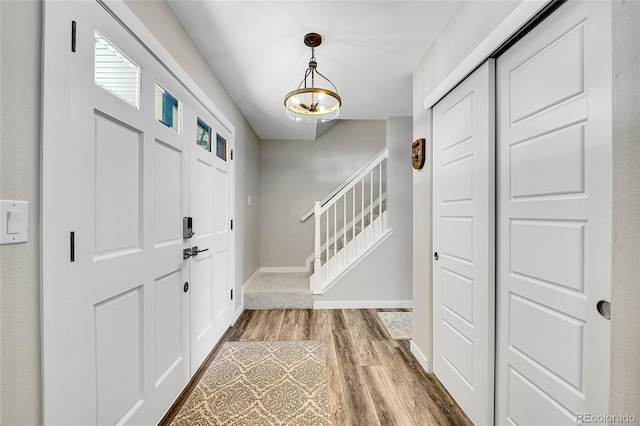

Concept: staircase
[[245, 148, 392, 309], [305, 148, 392, 294]]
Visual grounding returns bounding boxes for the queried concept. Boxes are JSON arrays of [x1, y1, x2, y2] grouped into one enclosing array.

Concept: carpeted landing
[[377, 311, 412, 340], [244, 272, 314, 309], [170, 341, 330, 425]]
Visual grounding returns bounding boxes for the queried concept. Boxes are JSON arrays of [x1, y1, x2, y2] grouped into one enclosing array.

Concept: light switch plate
[[1, 200, 28, 244]]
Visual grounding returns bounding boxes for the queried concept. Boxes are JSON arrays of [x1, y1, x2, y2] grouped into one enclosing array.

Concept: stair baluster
[[308, 148, 391, 294]]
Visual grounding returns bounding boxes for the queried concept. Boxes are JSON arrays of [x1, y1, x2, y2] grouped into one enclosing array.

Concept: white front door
[[41, 1, 234, 423], [68, 3, 191, 423], [495, 1, 612, 423], [432, 60, 495, 426], [190, 122, 233, 373]]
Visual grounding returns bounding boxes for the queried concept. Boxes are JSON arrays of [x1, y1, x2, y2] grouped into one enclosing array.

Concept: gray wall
[[611, 0, 640, 418], [0, 1, 42, 424], [0, 1, 261, 423], [123, 1, 261, 309], [315, 117, 413, 303], [260, 120, 385, 268], [412, 0, 521, 369], [413, 0, 640, 416]]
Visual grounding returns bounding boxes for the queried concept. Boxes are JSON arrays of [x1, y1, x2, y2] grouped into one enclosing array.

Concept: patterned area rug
[[170, 341, 330, 425], [377, 312, 412, 340]]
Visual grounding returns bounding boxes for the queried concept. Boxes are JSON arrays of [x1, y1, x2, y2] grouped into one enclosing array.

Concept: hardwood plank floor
[[160, 309, 471, 426]]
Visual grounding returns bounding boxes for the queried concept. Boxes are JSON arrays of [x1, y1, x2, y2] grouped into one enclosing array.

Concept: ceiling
[[167, 1, 462, 141]]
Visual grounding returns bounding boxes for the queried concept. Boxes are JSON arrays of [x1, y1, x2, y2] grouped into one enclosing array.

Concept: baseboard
[[243, 269, 260, 289], [234, 270, 259, 324], [233, 304, 244, 324], [259, 266, 309, 273], [410, 340, 430, 373], [313, 299, 412, 309]]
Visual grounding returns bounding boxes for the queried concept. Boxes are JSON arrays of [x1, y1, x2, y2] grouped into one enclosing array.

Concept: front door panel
[[42, 1, 232, 423]]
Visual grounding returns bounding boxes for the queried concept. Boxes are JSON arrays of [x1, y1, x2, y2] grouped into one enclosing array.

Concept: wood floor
[[161, 309, 471, 426]]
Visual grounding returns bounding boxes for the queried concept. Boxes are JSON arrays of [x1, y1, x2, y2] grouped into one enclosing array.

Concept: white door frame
[[423, 1, 551, 111], [41, 0, 236, 422]]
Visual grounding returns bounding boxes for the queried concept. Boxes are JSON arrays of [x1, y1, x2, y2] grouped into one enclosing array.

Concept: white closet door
[[432, 60, 495, 426], [496, 1, 612, 424]]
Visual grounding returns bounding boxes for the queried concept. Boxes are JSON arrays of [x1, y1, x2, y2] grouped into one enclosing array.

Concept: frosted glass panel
[[94, 32, 140, 109]]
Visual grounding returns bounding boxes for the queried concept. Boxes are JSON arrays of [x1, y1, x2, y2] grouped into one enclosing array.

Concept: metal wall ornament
[[412, 138, 426, 169]]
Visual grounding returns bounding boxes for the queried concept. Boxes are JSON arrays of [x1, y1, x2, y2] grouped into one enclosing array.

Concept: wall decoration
[[412, 138, 426, 169]]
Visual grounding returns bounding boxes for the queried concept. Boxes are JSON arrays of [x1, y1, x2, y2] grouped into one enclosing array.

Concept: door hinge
[[230, 149, 233, 160], [230, 219, 233, 230], [71, 21, 77, 52], [70, 231, 75, 262], [230, 289, 234, 300]]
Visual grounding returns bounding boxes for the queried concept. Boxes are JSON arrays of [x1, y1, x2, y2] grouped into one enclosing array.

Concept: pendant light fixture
[[284, 33, 341, 123]]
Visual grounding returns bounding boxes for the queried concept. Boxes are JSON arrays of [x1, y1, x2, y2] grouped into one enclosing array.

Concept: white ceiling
[[168, 0, 462, 140]]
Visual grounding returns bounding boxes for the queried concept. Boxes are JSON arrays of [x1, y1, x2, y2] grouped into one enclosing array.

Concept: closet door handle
[[596, 300, 610, 320], [434, 252, 439, 261]]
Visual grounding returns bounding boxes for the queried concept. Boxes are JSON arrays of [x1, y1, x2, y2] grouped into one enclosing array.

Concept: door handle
[[183, 246, 209, 259], [191, 246, 209, 256], [596, 300, 611, 320]]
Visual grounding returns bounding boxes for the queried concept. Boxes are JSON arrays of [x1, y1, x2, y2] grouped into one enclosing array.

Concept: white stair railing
[[309, 148, 391, 294]]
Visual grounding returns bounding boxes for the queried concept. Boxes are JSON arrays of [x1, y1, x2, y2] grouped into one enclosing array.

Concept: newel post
[[313, 201, 322, 274]]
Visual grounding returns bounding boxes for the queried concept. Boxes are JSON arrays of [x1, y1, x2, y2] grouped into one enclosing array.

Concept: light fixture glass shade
[[284, 87, 341, 123], [284, 32, 341, 123]]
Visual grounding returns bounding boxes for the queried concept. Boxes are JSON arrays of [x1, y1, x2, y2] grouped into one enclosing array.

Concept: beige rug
[[377, 312, 412, 340], [170, 341, 330, 425]]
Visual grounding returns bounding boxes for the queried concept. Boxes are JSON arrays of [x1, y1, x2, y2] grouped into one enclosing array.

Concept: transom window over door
[[196, 118, 212, 152], [155, 82, 182, 133], [216, 133, 227, 161], [94, 31, 141, 109]]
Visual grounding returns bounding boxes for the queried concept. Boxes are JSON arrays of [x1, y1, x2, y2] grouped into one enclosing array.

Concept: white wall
[[0, 1, 42, 424], [123, 0, 261, 311], [315, 116, 413, 304], [611, 0, 640, 418], [259, 120, 386, 268], [411, 0, 521, 369]]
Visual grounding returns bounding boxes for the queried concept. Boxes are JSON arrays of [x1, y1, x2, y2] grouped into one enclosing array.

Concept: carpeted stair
[[244, 272, 313, 309]]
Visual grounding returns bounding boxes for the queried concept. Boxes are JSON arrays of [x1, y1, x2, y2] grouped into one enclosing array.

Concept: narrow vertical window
[[94, 31, 141, 108], [155, 83, 181, 133], [216, 134, 227, 161], [196, 118, 211, 152]]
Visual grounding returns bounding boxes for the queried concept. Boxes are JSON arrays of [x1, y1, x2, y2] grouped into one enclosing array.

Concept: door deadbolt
[[434, 252, 439, 261], [183, 282, 189, 293]]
